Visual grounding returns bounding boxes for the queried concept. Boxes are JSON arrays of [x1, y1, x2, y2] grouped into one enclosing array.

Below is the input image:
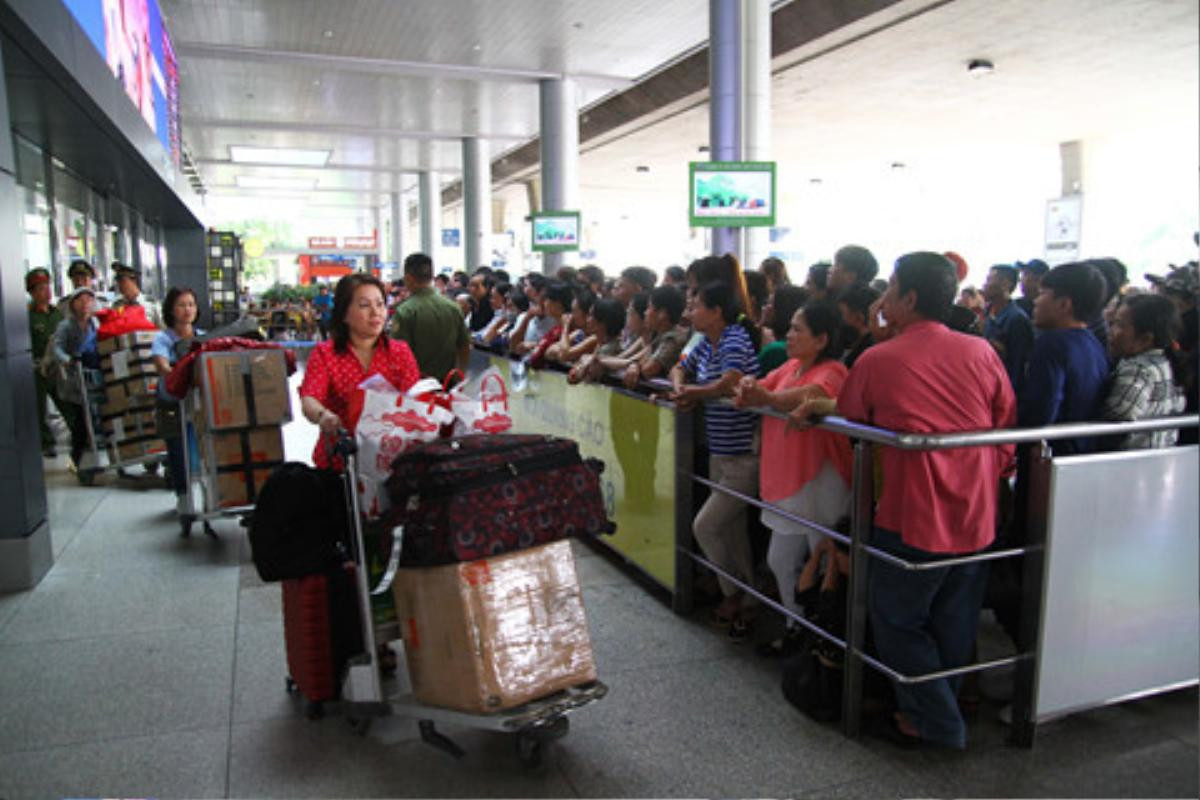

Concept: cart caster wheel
[[539, 715, 569, 740], [304, 700, 324, 721], [144, 462, 159, 475], [515, 733, 544, 769], [285, 676, 297, 695], [203, 522, 218, 539], [180, 517, 193, 538], [116, 468, 129, 479], [347, 716, 372, 736], [77, 470, 96, 487]]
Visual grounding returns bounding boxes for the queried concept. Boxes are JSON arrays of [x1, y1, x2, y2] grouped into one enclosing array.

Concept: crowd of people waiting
[[382, 244, 1197, 751], [27, 243, 1199, 751]]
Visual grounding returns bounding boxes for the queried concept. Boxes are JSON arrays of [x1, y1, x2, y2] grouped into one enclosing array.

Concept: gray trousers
[[692, 453, 758, 598]]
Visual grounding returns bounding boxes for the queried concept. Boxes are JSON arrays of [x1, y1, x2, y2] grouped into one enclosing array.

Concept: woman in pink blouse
[[734, 300, 852, 655], [300, 273, 420, 469]]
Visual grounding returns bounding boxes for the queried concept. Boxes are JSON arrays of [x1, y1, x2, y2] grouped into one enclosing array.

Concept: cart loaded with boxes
[[178, 347, 291, 537], [248, 372, 614, 767], [73, 331, 168, 486]]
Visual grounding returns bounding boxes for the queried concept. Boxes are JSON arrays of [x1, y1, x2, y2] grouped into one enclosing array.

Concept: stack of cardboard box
[[98, 331, 166, 463], [193, 349, 291, 508]]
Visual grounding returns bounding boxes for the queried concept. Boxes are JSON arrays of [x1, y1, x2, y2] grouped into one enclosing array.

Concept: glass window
[[13, 136, 54, 291]]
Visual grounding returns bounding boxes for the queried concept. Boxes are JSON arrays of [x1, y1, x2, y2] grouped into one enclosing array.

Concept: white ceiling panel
[[161, 0, 714, 220]]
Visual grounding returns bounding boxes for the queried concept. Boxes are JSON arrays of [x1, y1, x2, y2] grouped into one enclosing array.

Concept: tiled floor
[[0, 414, 1196, 799]]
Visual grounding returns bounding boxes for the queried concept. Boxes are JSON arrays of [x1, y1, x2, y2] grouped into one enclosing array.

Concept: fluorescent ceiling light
[[235, 175, 318, 190], [230, 145, 331, 166]]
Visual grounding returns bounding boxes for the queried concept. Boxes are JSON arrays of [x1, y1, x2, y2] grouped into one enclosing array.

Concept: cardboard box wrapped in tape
[[197, 350, 291, 431], [97, 330, 159, 357], [392, 539, 597, 714], [197, 425, 285, 508]]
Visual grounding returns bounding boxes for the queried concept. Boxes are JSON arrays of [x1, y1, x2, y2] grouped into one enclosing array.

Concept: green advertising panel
[[689, 161, 776, 227], [531, 210, 581, 253], [482, 355, 677, 591]]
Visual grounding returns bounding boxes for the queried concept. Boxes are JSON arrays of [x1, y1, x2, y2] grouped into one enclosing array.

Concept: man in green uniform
[[390, 252, 470, 382], [27, 268, 63, 457]]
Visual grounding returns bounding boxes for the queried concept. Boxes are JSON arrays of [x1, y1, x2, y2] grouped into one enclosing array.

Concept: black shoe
[[42, 446, 56, 458], [728, 617, 753, 643]]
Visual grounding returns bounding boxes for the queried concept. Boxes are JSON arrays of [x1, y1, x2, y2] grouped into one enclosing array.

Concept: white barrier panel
[[1036, 446, 1199, 719]]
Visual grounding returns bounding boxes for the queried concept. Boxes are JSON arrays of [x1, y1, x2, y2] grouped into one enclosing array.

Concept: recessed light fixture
[[967, 58, 994, 76], [635, 165, 650, 173], [809, 178, 823, 184], [323, 29, 334, 38], [472, 43, 482, 52], [697, 145, 710, 153], [230, 146, 332, 167], [891, 161, 906, 170], [235, 175, 318, 190]]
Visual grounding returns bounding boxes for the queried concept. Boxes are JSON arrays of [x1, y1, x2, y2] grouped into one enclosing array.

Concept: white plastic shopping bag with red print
[[450, 367, 513, 436], [354, 374, 453, 517]]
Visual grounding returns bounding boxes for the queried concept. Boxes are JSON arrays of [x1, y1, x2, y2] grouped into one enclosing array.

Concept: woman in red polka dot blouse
[[299, 273, 420, 468]]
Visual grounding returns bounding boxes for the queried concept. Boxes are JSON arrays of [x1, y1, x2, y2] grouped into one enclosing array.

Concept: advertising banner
[[475, 353, 677, 591], [62, 0, 181, 167]]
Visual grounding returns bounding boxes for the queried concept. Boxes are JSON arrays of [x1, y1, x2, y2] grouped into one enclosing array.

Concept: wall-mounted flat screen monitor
[[689, 161, 776, 227], [62, 0, 181, 169], [531, 211, 581, 252]]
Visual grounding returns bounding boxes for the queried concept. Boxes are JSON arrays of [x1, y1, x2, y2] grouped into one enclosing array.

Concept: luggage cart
[[291, 433, 608, 768], [176, 388, 256, 538], [73, 362, 166, 486]]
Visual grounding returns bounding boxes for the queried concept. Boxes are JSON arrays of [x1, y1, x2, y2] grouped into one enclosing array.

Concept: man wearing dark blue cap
[[1014, 259, 1048, 318]]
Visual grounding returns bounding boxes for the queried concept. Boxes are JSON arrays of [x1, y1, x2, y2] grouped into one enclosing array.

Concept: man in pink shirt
[[838, 252, 1016, 749]]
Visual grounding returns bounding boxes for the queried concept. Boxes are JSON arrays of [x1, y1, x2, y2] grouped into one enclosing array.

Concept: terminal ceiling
[[164, 0, 1200, 224]]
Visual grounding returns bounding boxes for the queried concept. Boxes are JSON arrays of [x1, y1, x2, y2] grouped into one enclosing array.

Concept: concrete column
[[389, 190, 404, 265], [1060, 140, 1083, 196], [418, 171, 440, 265], [709, 0, 741, 261], [95, 194, 109, 282], [114, 198, 130, 265], [741, 0, 771, 273], [538, 78, 579, 274], [130, 209, 143, 275], [462, 137, 492, 272], [0, 35, 53, 589]]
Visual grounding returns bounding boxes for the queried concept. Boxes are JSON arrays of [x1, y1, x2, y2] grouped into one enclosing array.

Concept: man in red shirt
[[837, 251, 1015, 749]]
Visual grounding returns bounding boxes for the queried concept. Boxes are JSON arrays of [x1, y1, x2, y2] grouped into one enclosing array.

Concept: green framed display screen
[[531, 211, 581, 252], [689, 161, 776, 227]]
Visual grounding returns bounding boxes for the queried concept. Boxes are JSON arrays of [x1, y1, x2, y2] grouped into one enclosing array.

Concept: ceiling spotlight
[[891, 161, 906, 170], [697, 145, 710, 153], [322, 29, 334, 39], [635, 165, 650, 173], [967, 58, 994, 76], [809, 178, 822, 185]]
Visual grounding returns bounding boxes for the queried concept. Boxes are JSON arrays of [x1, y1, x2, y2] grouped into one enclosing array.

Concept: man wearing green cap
[[26, 268, 64, 457]]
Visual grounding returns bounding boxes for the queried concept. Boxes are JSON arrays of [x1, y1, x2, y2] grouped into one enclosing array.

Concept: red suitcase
[[282, 567, 364, 718]]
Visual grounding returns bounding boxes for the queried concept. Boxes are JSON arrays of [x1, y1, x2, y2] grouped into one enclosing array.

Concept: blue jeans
[[868, 526, 989, 749]]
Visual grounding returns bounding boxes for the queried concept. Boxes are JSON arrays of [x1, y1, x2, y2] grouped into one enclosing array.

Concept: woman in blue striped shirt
[[670, 280, 763, 639]]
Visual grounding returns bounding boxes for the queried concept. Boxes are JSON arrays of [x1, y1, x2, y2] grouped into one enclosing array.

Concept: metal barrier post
[[1010, 442, 1052, 748], [841, 438, 874, 736], [672, 406, 696, 614]]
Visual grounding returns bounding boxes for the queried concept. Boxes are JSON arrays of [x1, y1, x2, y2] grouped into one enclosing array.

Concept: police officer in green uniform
[[26, 268, 64, 457]]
